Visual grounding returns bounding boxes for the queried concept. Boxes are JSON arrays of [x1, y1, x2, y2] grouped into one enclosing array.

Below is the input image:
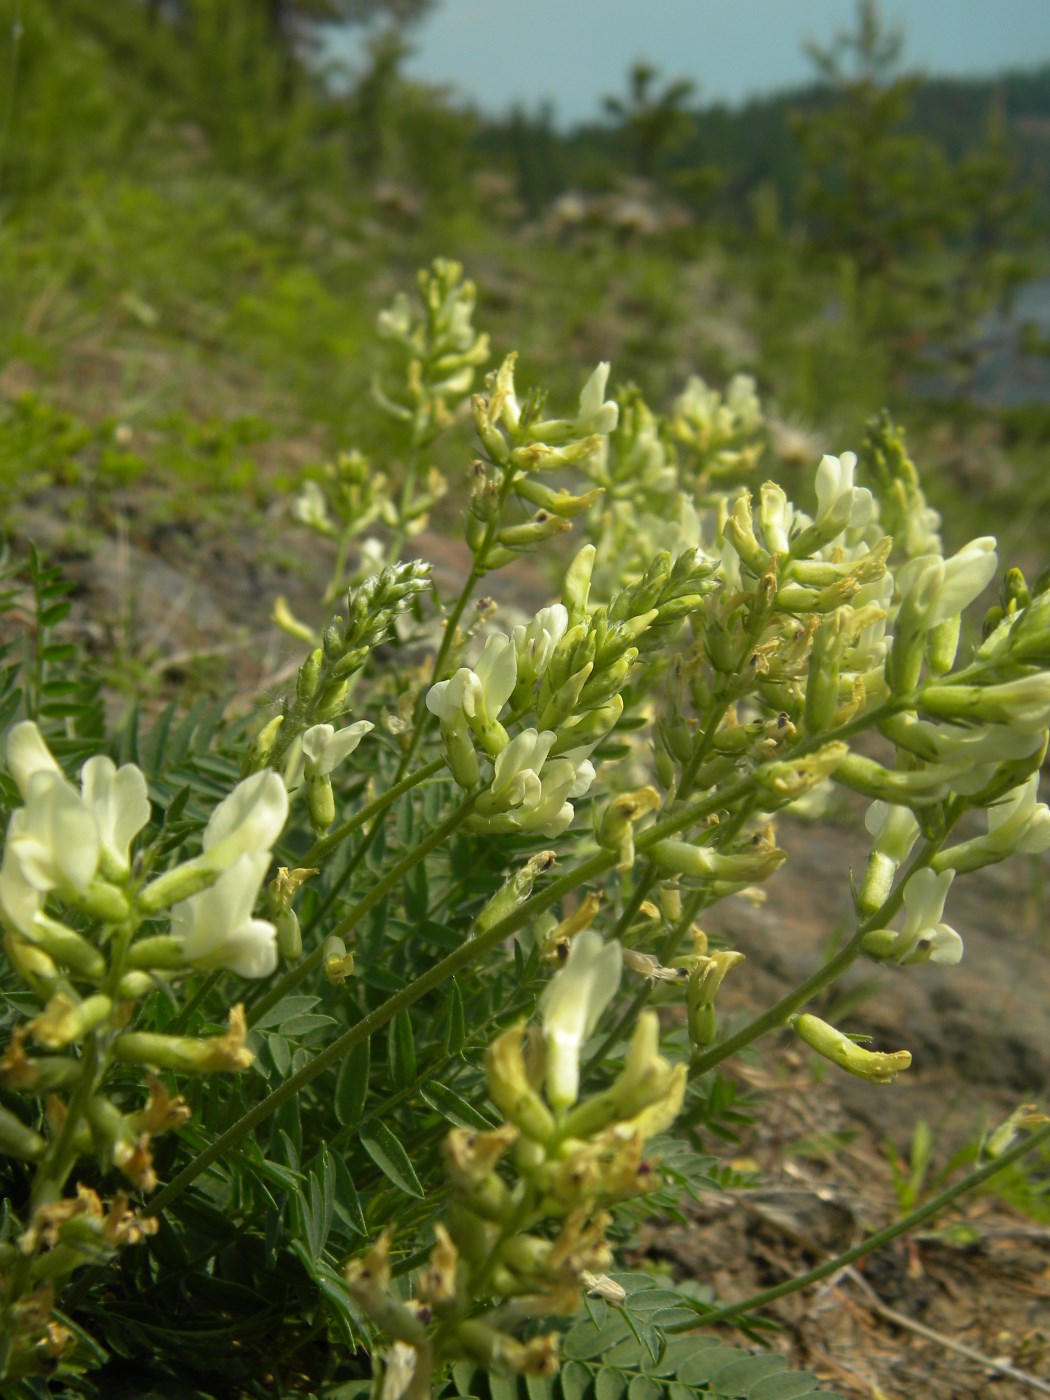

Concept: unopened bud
[[792, 1013, 911, 1083]]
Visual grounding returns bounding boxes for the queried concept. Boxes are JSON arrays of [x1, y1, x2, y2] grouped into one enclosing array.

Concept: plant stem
[[248, 799, 474, 1027], [299, 757, 446, 867], [668, 1123, 1050, 1330]]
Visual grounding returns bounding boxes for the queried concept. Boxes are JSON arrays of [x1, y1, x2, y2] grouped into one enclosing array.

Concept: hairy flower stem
[[669, 1123, 1050, 1331]]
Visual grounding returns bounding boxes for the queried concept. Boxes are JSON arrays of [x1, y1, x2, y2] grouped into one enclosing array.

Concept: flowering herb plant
[[0, 261, 1047, 1398]]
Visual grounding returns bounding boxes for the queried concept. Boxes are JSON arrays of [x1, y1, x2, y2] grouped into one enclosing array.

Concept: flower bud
[[296, 648, 324, 703], [562, 545, 596, 621], [0, 1104, 46, 1160], [792, 1013, 911, 1083], [486, 1024, 555, 1141], [112, 1005, 253, 1073], [275, 908, 302, 961]]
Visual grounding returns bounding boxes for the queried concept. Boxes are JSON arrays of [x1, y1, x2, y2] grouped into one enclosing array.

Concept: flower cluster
[[346, 931, 685, 1394]]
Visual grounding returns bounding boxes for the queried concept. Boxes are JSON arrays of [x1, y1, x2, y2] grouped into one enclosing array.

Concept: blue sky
[[329, 0, 1050, 126]]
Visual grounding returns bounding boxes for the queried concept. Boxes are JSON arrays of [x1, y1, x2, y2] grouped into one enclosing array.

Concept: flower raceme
[[0, 722, 150, 937], [1, 723, 290, 980]]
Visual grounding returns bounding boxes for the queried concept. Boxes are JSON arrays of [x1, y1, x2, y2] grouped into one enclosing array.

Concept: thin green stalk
[[669, 1123, 1050, 1330], [248, 799, 474, 1027], [168, 970, 223, 1036], [299, 758, 445, 867]]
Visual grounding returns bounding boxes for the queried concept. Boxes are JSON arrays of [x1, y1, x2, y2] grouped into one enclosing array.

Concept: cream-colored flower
[[170, 852, 277, 978], [539, 929, 622, 1109]]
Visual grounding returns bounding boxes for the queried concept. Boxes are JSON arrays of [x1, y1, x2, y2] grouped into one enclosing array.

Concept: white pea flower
[[814, 452, 873, 536], [758, 482, 793, 555], [540, 928, 622, 1109], [474, 633, 517, 713], [865, 800, 921, 866], [512, 605, 568, 685], [170, 851, 277, 979], [375, 291, 412, 342], [936, 773, 1050, 874], [1, 774, 100, 920], [301, 721, 374, 778], [897, 538, 997, 632], [80, 755, 150, 877], [984, 774, 1050, 854], [521, 762, 582, 838], [576, 362, 619, 435], [484, 729, 557, 812], [726, 373, 762, 433], [426, 632, 517, 732], [202, 770, 289, 869], [0, 837, 44, 936], [894, 867, 963, 965], [292, 479, 332, 533], [919, 674, 1050, 736], [470, 733, 594, 838]]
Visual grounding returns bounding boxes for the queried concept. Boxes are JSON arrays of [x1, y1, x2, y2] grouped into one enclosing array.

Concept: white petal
[[475, 633, 517, 717], [317, 721, 373, 775], [203, 771, 288, 866], [5, 721, 61, 799], [81, 755, 150, 869]]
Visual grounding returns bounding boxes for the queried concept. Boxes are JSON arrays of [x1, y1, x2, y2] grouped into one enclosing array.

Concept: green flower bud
[[296, 648, 324, 703], [0, 1104, 46, 1160], [562, 545, 596, 621], [275, 908, 302, 961], [792, 1013, 911, 1083], [307, 775, 336, 834]]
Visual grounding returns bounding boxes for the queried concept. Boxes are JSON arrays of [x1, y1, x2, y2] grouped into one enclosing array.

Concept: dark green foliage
[[445, 1283, 848, 1399]]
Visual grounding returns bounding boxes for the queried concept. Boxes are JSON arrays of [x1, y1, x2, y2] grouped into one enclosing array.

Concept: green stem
[[248, 799, 474, 1028], [669, 1123, 1050, 1331], [299, 758, 445, 868], [168, 970, 223, 1036]]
